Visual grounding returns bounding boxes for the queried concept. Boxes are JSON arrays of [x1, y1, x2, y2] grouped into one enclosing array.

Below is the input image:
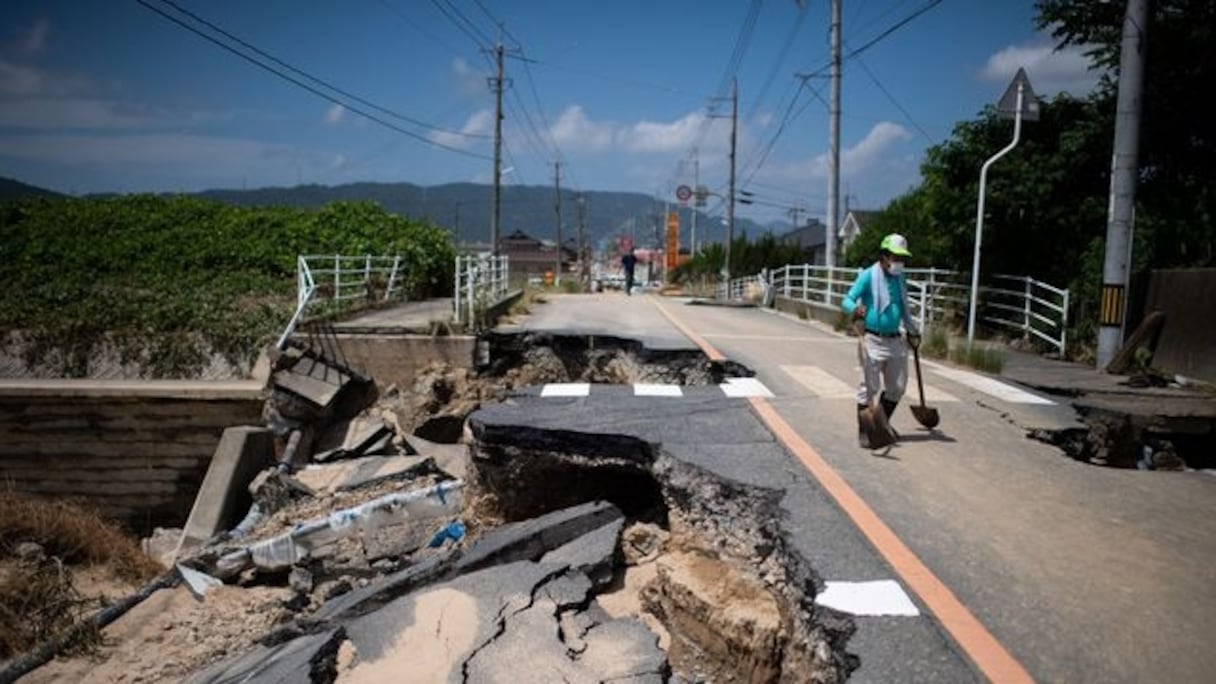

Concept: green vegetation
[[950, 343, 1006, 375], [0, 195, 454, 377], [669, 233, 806, 284]]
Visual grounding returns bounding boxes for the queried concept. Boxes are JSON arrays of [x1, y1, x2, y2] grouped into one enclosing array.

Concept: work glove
[[852, 303, 867, 320], [906, 331, 922, 348]]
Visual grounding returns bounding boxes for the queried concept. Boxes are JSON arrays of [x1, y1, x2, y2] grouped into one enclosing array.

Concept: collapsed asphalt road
[[187, 333, 859, 683]]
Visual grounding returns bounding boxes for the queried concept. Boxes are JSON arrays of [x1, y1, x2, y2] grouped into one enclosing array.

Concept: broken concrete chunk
[[176, 564, 224, 600], [404, 433, 471, 480], [313, 414, 393, 463], [291, 455, 430, 496], [540, 516, 624, 588]]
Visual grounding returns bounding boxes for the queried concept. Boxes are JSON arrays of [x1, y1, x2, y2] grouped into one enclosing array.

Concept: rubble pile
[[18, 337, 856, 683]]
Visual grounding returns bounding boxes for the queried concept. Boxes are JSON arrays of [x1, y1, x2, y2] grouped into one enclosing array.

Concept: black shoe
[[857, 405, 871, 448], [880, 396, 900, 440]]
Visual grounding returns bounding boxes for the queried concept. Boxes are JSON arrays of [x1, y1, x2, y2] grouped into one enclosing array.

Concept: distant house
[[838, 210, 878, 254], [497, 229, 573, 279], [779, 219, 828, 265]]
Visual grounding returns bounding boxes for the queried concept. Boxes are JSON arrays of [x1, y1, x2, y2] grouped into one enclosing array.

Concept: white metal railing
[[729, 264, 1069, 354], [454, 254, 510, 327], [276, 254, 406, 350]]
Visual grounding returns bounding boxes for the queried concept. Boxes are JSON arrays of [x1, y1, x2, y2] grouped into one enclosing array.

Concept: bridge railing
[[454, 254, 510, 328], [722, 264, 1069, 354], [276, 254, 406, 350]]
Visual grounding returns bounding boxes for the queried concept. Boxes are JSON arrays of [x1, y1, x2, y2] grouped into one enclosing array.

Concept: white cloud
[[763, 121, 912, 182], [324, 103, 346, 124], [623, 111, 713, 153], [981, 38, 1105, 98], [452, 56, 484, 95], [429, 108, 493, 149], [549, 105, 614, 151]]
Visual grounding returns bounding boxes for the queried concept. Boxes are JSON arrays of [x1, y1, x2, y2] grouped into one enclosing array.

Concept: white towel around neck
[[870, 263, 891, 313]]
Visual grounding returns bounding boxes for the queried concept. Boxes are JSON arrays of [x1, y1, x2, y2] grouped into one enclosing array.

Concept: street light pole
[[968, 75, 1030, 347], [726, 78, 738, 281]]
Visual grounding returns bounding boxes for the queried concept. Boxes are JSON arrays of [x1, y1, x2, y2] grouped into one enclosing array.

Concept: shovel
[[854, 321, 897, 449], [909, 336, 940, 429]]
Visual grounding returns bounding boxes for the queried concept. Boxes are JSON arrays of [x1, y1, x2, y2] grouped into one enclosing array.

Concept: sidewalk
[[999, 348, 1216, 421]]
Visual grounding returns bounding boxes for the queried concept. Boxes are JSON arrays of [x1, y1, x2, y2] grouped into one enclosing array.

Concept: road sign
[[675, 185, 692, 203], [997, 68, 1040, 121]]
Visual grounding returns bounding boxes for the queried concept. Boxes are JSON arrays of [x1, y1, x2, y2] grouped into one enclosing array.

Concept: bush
[[949, 343, 1006, 374]]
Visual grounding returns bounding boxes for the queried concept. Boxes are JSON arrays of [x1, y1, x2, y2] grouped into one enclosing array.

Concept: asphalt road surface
[[504, 293, 1216, 684]]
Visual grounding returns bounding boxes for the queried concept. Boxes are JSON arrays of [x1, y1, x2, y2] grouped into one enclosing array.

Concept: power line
[[853, 54, 937, 144], [136, 0, 492, 161], [428, 0, 493, 50], [149, 0, 485, 140]]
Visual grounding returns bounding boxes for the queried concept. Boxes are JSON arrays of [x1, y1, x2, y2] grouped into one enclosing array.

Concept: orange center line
[[653, 298, 1033, 684]]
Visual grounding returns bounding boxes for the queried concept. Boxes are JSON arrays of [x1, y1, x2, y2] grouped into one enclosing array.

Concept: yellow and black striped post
[[1099, 284, 1126, 327]]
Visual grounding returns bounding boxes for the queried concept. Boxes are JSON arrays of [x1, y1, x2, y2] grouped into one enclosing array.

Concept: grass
[[0, 493, 163, 659]]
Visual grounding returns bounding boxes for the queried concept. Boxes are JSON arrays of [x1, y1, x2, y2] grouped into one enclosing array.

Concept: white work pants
[[856, 333, 908, 405]]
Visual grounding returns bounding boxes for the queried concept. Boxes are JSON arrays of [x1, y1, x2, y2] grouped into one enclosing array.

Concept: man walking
[[621, 247, 637, 296], [841, 233, 921, 447]]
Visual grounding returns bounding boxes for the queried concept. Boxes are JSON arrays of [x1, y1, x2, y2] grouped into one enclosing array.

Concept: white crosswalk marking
[[537, 380, 775, 399], [784, 365, 960, 402], [540, 383, 591, 397], [719, 377, 775, 398], [815, 580, 920, 616], [930, 367, 1055, 405], [634, 383, 683, 397], [781, 365, 856, 398]]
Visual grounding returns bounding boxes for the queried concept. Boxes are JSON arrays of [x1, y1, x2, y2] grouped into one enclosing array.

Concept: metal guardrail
[[277, 254, 406, 350], [724, 264, 1069, 354], [453, 254, 509, 328]]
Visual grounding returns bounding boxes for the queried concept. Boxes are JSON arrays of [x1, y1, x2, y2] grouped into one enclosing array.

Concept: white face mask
[[887, 261, 905, 276]]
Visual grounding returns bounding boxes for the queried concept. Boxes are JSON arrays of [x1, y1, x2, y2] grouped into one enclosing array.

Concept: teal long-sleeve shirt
[[841, 264, 918, 335]]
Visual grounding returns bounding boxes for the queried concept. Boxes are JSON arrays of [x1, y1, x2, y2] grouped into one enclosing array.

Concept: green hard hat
[[880, 233, 912, 257]]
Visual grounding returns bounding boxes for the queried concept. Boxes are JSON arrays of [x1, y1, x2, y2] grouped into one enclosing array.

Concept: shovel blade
[[860, 405, 897, 449], [911, 405, 940, 429]]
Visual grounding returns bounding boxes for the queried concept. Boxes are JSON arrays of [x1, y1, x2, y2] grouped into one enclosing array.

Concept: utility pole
[[577, 195, 587, 291], [554, 160, 562, 286], [726, 78, 738, 281], [826, 0, 841, 271], [489, 42, 505, 256], [691, 149, 699, 256], [1097, 0, 1148, 368]]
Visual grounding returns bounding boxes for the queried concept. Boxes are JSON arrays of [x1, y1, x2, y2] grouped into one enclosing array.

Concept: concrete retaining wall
[[773, 296, 844, 328], [337, 335, 477, 390], [0, 386, 263, 533]]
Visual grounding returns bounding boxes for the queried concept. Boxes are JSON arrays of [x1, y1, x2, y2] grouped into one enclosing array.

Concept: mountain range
[[0, 176, 784, 249]]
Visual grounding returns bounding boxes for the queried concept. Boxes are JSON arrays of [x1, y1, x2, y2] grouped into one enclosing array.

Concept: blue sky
[[0, 0, 1101, 225]]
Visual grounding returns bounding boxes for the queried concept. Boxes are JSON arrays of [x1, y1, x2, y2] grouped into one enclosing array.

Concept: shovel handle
[[912, 342, 928, 407]]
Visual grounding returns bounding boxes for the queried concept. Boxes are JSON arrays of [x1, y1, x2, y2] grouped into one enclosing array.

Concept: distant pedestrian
[[621, 248, 637, 295], [841, 233, 921, 447]]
